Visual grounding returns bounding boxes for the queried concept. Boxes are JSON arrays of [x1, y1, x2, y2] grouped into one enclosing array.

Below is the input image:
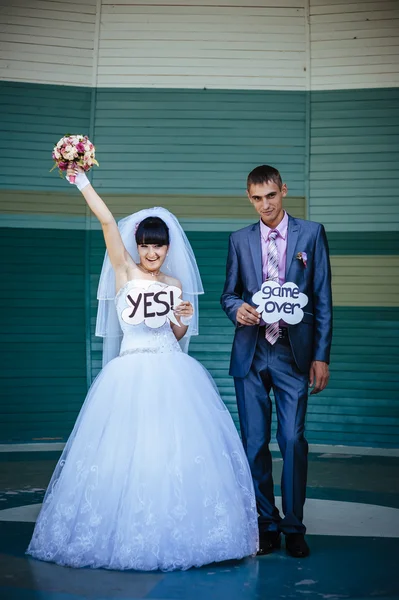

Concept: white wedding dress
[[27, 279, 258, 571]]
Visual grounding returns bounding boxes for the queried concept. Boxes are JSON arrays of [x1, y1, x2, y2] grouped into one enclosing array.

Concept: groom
[[221, 165, 332, 558]]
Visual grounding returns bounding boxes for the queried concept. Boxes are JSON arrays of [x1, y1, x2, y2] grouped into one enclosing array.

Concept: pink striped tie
[[265, 231, 280, 345]]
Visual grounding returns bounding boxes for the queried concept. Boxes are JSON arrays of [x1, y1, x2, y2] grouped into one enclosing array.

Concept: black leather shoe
[[257, 532, 281, 556], [285, 533, 310, 558]]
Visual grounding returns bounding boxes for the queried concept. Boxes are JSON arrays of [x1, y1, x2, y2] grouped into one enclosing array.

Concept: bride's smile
[[138, 243, 168, 274]]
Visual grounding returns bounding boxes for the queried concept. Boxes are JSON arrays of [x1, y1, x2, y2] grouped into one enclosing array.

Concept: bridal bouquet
[[51, 134, 99, 182]]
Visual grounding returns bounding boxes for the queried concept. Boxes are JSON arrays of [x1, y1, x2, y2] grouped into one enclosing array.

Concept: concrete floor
[[1, 448, 399, 600]]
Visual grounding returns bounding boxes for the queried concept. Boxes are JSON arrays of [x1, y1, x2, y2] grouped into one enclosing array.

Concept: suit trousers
[[234, 327, 309, 535]]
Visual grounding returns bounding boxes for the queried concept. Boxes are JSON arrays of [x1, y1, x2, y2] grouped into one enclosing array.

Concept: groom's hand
[[236, 303, 261, 326], [309, 360, 329, 394]]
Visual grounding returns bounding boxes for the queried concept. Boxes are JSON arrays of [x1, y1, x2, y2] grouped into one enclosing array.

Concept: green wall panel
[[309, 87, 399, 231], [0, 81, 398, 447], [1, 227, 397, 446], [327, 232, 399, 255], [1, 227, 398, 446], [92, 89, 306, 196], [0, 83, 306, 196], [0, 228, 87, 442], [0, 81, 92, 190], [2, 82, 398, 235], [310, 307, 399, 447], [88, 230, 399, 448]]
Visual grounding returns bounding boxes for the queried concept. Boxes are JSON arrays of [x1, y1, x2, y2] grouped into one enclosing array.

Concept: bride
[[27, 168, 258, 571]]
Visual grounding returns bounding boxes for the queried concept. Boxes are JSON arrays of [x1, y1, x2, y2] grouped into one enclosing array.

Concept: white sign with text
[[121, 284, 183, 328], [252, 281, 308, 325]]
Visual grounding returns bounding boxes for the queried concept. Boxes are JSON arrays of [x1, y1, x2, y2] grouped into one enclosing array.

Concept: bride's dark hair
[[135, 216, 170, 246]]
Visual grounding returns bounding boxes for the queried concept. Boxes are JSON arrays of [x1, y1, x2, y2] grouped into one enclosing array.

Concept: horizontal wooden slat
[[91, 88, 306, 195], [100, 0, 305, 8], [0, 0, 96, 86], [0, 0, 398, 92], [0, 191, 305, 223], [309, 88, 399, 231], [3, 0, 97, 12], [0, 227, 87, 443], [310, 0, 399, 90], [97, 2, 305, 90], [310, 1, 398, 15]]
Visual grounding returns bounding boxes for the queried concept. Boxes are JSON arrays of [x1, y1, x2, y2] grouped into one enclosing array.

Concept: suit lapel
[[285, 215, 300, 279], [248, 222, 262, 290]]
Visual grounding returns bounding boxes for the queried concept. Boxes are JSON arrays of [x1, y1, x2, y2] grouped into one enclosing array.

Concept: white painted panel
[[0, 10, 96, 25], [311, 27, 399, 42], [99, 40, 305, 52], [311, 0, 395, 6], [99, 49, 304, 61], [311, 10, 399, 22], [94, 76, 306, 90], [312, 54, 399, 67], [310, 0, 399, 89], [0, 68, 91, 86], [0, 52, 93, 70], [0, 0, 97, 86], [101, 5, 303, 17], [312, 37, 399, 50], [0, 41, 93, 59], [311, 73, 399, 90], [2, 0, 97, 11], [100, 0, 304, 6], [97, 3, 306, 90], [311, 2, 398, 16], [1, 0, 397, 92], [0, 32, 95, 50], [313, 45, 399, 59]]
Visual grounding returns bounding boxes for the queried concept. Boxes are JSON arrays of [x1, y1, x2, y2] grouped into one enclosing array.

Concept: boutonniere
[[296, 251, 307, 268]]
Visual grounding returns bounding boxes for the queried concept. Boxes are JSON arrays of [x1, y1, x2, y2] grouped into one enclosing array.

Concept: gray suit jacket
[[220, 215, 333, 378]]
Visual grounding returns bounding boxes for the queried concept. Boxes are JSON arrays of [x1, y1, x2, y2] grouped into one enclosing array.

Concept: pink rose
[[58, 161, 69, 171], [76, 142, 85, 154]]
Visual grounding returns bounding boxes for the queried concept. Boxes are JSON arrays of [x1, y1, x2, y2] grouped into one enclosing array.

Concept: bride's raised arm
[[67, 167, 134, 280]]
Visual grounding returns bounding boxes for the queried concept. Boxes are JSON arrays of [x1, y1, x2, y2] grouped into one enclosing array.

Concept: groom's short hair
[[247, 165, 283, 190]]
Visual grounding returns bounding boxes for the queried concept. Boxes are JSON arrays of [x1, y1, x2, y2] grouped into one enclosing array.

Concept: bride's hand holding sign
[[174, 300, 194, 324]]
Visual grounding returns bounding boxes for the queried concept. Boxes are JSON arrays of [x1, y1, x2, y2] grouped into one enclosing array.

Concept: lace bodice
[[115, 278, 182, 356]]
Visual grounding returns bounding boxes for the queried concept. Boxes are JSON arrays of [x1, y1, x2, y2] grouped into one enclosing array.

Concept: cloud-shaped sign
[[121, 284, 183, 329], [252, 281, 308, 325]]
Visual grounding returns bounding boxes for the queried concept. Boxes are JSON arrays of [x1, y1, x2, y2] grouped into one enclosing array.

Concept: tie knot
[[269, 230, 278, 241]]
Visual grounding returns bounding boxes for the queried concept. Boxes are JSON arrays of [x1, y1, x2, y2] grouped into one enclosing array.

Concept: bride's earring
[[166, 253, 171, 271]]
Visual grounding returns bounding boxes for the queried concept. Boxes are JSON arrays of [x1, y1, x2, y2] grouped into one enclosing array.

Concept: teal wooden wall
[[1, 231, 398, 446], [0, 228, 87, 441], [310, 88, 399, 231], [0, 82, 306, 196], [88, 231, 399, 447], [0, 82, 398, 447], [93, 89, 306, 196], [0, 82, 92, 191]]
